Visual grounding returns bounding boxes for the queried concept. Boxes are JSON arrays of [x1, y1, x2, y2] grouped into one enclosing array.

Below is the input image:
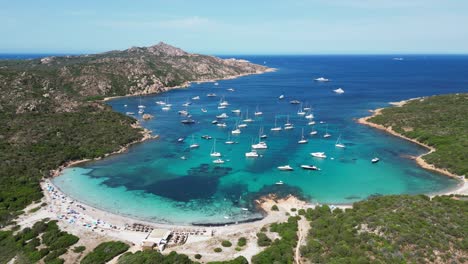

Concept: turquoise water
[[53, 55, 466, 225]]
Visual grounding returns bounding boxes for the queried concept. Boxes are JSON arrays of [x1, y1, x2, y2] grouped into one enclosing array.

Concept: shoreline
[[357, 98, 467, 196], [102, 68, 276, 102]]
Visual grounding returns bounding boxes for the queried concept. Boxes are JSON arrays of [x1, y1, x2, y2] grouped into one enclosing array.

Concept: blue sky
[[1, 0, 468, 54]]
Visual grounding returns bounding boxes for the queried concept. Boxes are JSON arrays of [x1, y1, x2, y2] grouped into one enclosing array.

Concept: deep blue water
[[42, 54, 468, 225]]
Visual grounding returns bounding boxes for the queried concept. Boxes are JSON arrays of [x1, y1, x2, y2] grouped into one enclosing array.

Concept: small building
[[141, 228, 172, 251]]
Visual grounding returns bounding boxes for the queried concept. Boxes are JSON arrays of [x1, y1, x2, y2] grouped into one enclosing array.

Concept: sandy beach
[[357, 98, 467, 196]]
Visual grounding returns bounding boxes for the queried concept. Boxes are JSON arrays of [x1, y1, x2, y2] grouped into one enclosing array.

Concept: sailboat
[[190, 135, 199, 149], [284, 115, 294, 130], [335, 134, 345, 148], [232, 120, 241, 134], [137, 97, 145, 109], [278, 165, 293, 171], [210, 139, 221, 157], [260, 127, 268, 139], [298, 128, 308, 144], [311, 152, 327, 158], [201, 107, 207, 113], [323, 124, 331, 138], [252, 129, 268, 149], [225, 132, 236, 144], [305, 110, 314, 119], [254, 106, 263, 116], [297, 103, 306, 116], [243, 109, 254, 122], [271, 116, 282, 131], [245, 149, 259, 158]]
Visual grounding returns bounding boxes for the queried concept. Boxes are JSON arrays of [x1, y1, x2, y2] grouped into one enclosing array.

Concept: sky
[[1, 0, 468, 54]]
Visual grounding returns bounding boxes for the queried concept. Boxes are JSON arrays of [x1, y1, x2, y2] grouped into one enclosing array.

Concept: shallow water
[[53, 55, 467, 225]]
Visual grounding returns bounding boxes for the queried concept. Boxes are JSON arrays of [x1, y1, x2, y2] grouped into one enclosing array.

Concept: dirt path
[[295, 216, 310, 264]]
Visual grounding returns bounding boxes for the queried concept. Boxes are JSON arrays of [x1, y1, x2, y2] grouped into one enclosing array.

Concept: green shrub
[[214, 247, 222, 253], [73, 246, 86, 253], [237, 237, 247, 247], [291, 208, 297, 212], [256, 233, 272, 247], [194, 253, 202, 259], [81, 241, 129, 264], [271, 205, 279, 211], [221, 240, 232, 247]]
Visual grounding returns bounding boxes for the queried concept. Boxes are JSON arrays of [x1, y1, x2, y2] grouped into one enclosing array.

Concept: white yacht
[[138, 109, 144, 114], [137, 97, 146, 109], [275, 181, 284, 185], [210, 139, 221, 157], [333, 88, 345, 94], [214, 82, 219, 86], [232, 128, 241, 134], [201, 108, 208, 113], [254, 106, 263, 116], [227, 88, 235, 92], [213, 158, 225, 164], [308, 121, 316, 126], [252, 131, 268, 149], [231, 109, 241, 114], [301, 165, 319, 170], [298, 128, 308, 144], [126, 112, 135, 115], [238, 123, 248, 128], [278, 165, 293, 171], [225, 133, 236, 144], [207, 93, 217, 97], [279, 94, 285, 99], [297, 104, 306, 116], [314, 77, 330, 82], [243, 109, 254, 122], [311, 152, 327, 159], [323, 125, 331, 138], [310, 130, 318, 135], [178, 110, 189, 116], [216, 113, 229, 119], [284, 115, 293, 127], [217, 123, 227, 127], [245, 150, 259, 158], [192, 96, 200, 100], [218, 105, 227, 109], [305, 111, 314, 119], [155, 100, 166, 105], [372, 157, 380, 163], [335, 134, 346, 148], [162, 106, 171, 111]]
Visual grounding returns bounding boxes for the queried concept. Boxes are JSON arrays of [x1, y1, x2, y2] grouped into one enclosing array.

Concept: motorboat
[[181, 119, 195, 124], [227, 88, 235, 92], [201, 108, 207, 113], [214, 82, 219, 86], [217, 123, 227, 127], [301, 165, 319, 170], [138, 109, 144, 114], [211, 120, 218, 124], [252, 141, 268, 149], [278, 165, 293, 171], [238, 123, 248, 128], [311, 152, 327, 158], [126, 112, 135, 115], [290, 100, 301, 104], [207, 93, 217, 97], [308, 121, 316, 126], [333, 88, 345, 94], [232, 128, 241, 134], [305, 113, 314, 119], [178, 110, 189, 116], [231, 109, 241, 114], [314, 77, 330, 82], [279, 94, 285, 99], [245, 150, 259, 158], [372, 157, 380, 163], [216, 113, 229, 119], [213, 159, 224, 164], [275, 181, 284, 185], [192, 96, 200, 100], [162, 106, 171, 111], [201, 135, 212, 140], [177, 137, 185, 142]]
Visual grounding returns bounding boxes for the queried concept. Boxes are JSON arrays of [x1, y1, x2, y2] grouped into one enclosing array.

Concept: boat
[[232, 128, 241, 134], [238, 123, 248, 128], [335, 134, 346, 148], [192, 96, 200, 100], [298, 128, 308, 144], [225, 133, 236, 144], [201, 135, 212, 140], [124, 104, 128, 107], [301, 165, 319, 170], [314, 77, 330, 82], [138, 97, 146, 109], [271, 116, 282, 131], [245, 150, 259, 158], [126, 112, 135, 115], [311, 152, 327, 158], [207, 93, 217, 97], [177, 137, 185, 142], [310, 130, 318, 135], [219, 98, 229, 107], [162, 106, 171, 111], [254, 106, 263, 116], [252, 141, 268, 149], [279, 94, 285, 99], [333, 88, 345, 94], [290, 100, 301, 104], [284, 115, 293, 127], [214, 82, 219, 86], [275, 181, 284, 185], [284, 125, 294, 130], [243, 109, 254, 122], [189, 135, 199, 149], [371, 157, 380, 163], [213, 159, 224, 164], [217, 105, 227, 109], [182, 102, 191, 107], [259, 127, 268, 139], [323, 124, 331, 138], [308, 121, 316, 126], [278, 165, 293, 171], [155, 100, 166, 105], [211, 120, 218, 124], [178, 110, 189, 116], [241, 208, 249, 211], [201, 108, 207, 113], [227, 88, 235, 92], [217, 123, 227, 127], [138, 109, 144, 114], [216, 113, 229, 119], [393, 57, 404, 61], [210, 139, 221, 157], [297, 104, 306, 116], [231, 109, 241, 114], [305, 111, 314, 119], [181, 118, 195, 124]]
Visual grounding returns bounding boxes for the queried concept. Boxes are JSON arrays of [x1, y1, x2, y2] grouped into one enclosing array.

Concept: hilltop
[[0, 42, 271, 113]]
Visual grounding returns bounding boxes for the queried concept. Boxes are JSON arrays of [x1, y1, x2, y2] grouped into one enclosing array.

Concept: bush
[[194, 253, 202, 259], [271, 205, 279, 211], [291, 208, 297, 212], [221, 240, 232, 247], [256, 233, 272, 247], [81, 241, 129, 264], [73, 246, 86, 253], [214, 247, 222, 253], [237, 237, 247, 247]]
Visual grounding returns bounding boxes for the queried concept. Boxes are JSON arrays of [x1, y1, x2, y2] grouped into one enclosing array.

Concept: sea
[[4, 54, 466, 225]]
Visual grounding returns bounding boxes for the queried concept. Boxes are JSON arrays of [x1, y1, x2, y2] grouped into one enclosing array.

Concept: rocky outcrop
[[0, 42, 272, 114]]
